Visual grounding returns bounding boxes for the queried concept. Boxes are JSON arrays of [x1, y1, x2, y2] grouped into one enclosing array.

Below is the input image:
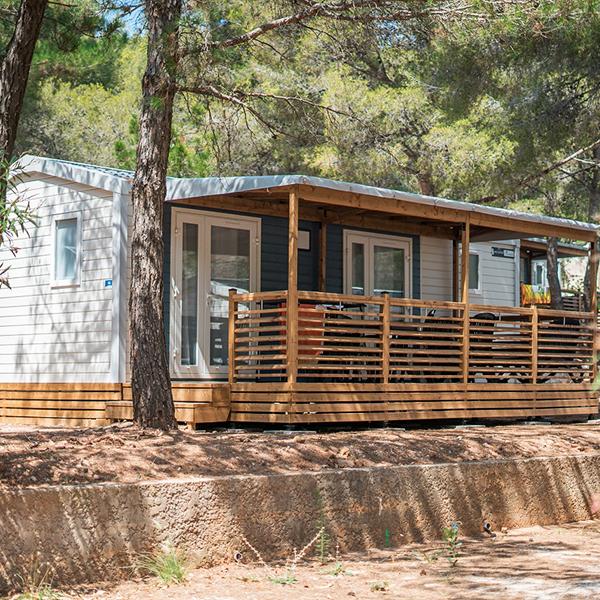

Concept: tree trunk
[[417, 173, 435, 196], [547, 237, 563, 310], [129, 0, 182, 430], [0, 0, 48, 165], [583, 145, 600, 311]]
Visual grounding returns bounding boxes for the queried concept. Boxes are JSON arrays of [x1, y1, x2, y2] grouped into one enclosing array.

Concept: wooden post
[[228, 289, 236, 385], [461, 218, 470, 385], [382, 293, 391, 423], [382, 293, 390, 385], [452, 237, 459, 303], [531, 303, 538, 417], [319, 222, 327, 292], [531, 305, 538, 385], [287, 187, 299, 385], [589, 238, 599, 382]]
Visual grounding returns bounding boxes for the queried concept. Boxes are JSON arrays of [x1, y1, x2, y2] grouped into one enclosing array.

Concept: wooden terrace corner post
[[228, 288, 236, 385], [461, 217, 470, 385], [590, 236, 599, 383], [287, 187, 299, 392], [382, 292, 391, 422]]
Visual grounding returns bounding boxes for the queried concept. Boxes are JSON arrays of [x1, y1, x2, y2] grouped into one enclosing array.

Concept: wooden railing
[[229, 290, 597, 386]]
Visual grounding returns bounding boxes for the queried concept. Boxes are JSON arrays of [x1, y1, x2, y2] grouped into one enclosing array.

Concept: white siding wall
[[420, 236, 518, 307], [0, 174, 116, 382], [469, 241, 518, 307], [421, 237, 453, 301]]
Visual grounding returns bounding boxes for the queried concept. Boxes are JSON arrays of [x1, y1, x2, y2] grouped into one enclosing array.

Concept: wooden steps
[[105, 400, 229, 428], [0, 382, 230, 428], [111, 382, 231, 428]]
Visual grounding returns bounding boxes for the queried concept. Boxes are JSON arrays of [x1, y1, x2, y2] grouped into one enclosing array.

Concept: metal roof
[[166, 174, 599, 237], [13, 155, 600, 237]]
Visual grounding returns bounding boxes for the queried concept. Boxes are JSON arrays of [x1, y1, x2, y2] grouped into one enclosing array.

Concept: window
[[469, 252, 480, 292], [344, 231, 411, 298], [532, 261, 547, 287], [52, 215, 80, 286]]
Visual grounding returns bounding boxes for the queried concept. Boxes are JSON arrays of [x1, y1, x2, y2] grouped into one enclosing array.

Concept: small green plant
[[268, 571, 298, 585], [314, 488, 332, 564], [316, 527, 330, 564], [442, 522, 462, 567], [0, 157, 37, 289], [14, 586, 62, 600], [241, 527, 325, 587], [370, 580, 389, 592], [139, 545, 187, 585], [328, 561, 347, 576], [14, 557, 62, 600], [415, 548, 441, 564]]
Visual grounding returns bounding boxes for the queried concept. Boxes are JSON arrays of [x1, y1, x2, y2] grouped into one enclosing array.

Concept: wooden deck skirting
[[0, 382, 230, 428], [0, 383, 121, 427], [229, 382, 598, 424]]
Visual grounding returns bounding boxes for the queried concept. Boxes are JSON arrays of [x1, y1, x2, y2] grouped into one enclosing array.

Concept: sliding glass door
[[171, 210, 259, 378]]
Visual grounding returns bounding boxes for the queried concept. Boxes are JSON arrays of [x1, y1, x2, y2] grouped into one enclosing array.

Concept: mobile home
[[1, 155, 597, 427]]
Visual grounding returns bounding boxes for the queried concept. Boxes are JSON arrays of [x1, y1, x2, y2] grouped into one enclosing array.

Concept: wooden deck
[[228, 290, 599, 424], [1, 289, 597, 428], [0, 382, 230, 428]]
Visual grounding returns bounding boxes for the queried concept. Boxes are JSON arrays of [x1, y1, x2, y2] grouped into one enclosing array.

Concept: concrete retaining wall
[[2, 453, 600, 592]]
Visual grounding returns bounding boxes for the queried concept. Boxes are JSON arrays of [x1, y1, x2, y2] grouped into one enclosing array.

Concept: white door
[[171, 209, 260, 378], [344, 231, 411, 298]]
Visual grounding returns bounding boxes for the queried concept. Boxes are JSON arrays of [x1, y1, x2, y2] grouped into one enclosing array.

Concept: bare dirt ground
[[60, 520, 600, 600], [1, 420, 600, 487]]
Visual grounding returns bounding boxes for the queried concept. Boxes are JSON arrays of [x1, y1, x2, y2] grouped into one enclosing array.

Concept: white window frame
[[531, 259, 548, 288], [468, 250, 482, 295], [50, 212, 82, 288], [343, 230, 412, 298], [170, 207, 261, 379]]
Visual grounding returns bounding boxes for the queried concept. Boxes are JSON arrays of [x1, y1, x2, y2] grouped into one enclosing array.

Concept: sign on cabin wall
[[491, 247, 515, 259]]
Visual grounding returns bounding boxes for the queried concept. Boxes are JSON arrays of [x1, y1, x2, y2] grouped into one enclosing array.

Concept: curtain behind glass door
[[373, 244, 406, 298], [209, 225, 251, 368], [181, 223, 199, 366]]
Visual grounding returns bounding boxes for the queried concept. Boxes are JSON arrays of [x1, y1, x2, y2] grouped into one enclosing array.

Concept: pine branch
[[480, 138, 600, 204], [197, 0, 491, 53], [177, 84, 352, 119]]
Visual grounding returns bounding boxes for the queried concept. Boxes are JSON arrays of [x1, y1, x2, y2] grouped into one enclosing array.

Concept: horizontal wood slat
[[229, 382, 597, 424], [230, 290, 597, 424], [0, 382, 230, 428]]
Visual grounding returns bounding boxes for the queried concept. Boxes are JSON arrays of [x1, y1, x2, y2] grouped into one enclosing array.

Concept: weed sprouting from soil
[[13, 557, 62, 600], [314, 488, 332, 564], [316, 527, 331, 564], [268, 572, 298, 586], [13, 586, 62, 600], [413, 522, 463, 569], [370, 580, 389, 592], [138, 545, 187, 585], [324, 561, 348, 576], [240, 527, 325, 586], [442, 522, 462, 567]]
